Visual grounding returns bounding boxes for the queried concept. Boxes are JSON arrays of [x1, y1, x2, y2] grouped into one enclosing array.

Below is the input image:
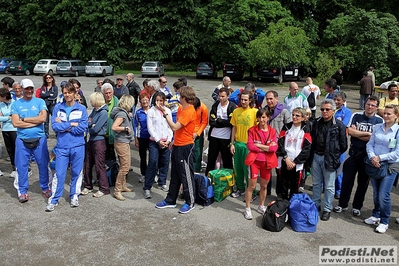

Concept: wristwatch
[[163, 113, 168, 118], [283, 155, 288, 160], [125, 127, 129, 132]]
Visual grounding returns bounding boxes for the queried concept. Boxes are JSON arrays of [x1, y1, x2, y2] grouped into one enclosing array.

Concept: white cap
[[20, 79, 34, 89]]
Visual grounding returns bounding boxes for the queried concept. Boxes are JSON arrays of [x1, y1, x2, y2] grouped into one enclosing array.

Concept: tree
[[194, 0, 291, 66], [323, 9, 399, 83], [247, 19, 311, 83]]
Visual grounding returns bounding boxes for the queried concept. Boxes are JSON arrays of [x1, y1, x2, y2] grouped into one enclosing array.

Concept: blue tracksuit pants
[[14, 137, 51, 196], [49, 145, 85, 204]]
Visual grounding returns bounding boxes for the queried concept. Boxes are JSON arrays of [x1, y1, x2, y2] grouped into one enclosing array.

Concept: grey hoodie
[[110, 107, 133, 143]]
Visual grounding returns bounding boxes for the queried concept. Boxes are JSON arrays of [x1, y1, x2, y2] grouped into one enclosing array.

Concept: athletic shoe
[[244, 208, 253, 220], [352, 208, 361, 216], [334, 194, 340, 199], [41, 189, 51, 199], [158, 185, 169, 192], [70, 198, 79, 208], [179, 203, 195, 214], [333, 206, 348, 213], [155, 200, 176, 209], [18, 194, 29, 203], [396, 217, 399, 224], [298, 186, 305, 193], [154, 175, 159, 183], [92, 191, 105, 198], [0, 170, 3, 176], [28, 170, 33, 177], [375, 223, 388, 234], [81, 188, 92, 195], [257, 205, 266, 215], [139, 176, 145, 183], [144, 190, 152, 199], [6, 156, 10, 161], [10, 171, 16, 178], [364, 216, 380, 225], [45, 202, 58, 212], [231, 189, 245, 198]]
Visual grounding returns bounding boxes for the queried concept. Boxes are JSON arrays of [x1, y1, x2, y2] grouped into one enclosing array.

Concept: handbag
[[364, 157, 389, 179], [22, 138, 41, 149]]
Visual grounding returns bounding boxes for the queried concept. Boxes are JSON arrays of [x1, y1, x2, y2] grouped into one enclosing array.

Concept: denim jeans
[[370, 172, 397, 225], [143, 140, 170, 190], [312, 154, 336, 212]]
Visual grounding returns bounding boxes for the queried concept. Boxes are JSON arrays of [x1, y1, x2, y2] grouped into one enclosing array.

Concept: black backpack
[[262, 199, 290, 232], [105, 160, 119, 187], [307, 91, 316, 108]]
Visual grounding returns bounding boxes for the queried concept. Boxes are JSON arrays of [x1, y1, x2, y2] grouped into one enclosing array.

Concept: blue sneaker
[[155, 200, 176, 209], [179, 203, 195, 214]]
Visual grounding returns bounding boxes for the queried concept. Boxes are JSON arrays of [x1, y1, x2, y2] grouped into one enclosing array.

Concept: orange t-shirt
[[174, 105, 196, 146], [194, 102, 209, 136]]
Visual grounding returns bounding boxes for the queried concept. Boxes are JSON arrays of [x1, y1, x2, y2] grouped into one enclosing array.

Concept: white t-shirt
[[211, 103, 231, 139], [301, 85, 320, 111]]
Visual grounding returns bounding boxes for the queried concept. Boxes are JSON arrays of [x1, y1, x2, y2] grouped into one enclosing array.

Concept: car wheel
[[25, 70, 30, 75], [86, 74, 90, 77], [59, 74, 63, 77], [11, 73, 16, 76], [75, 71, 79, 77], [48, 69, 53, 75], [278, 75, 283, 84], [102, 70, 106, 77], [111, 68, 114, 76]]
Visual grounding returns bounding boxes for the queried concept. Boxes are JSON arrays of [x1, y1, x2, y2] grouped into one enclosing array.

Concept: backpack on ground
[[105, 160, 119, 187], [288, 193, 318, 233], [307, 91, 316, 108], [262, 199, 290, 232], [208, 168, 235, 202], [194, 174, 214, 207]]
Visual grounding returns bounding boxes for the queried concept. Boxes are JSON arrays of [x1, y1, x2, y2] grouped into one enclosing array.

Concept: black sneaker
[[231, 189, 245, 198]]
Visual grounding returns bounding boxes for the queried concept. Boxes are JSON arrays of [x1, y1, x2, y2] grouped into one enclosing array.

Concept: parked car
[[257, 66, 302, 83], [56, 60, 86, 77], [196, 62, 217, 79], [85, 60, 114, 77], [141, 61, 165, 77], [33, 59, 59, 75], [0, 58, 15, 74], [222, 63, 244, 80], [7, 60, 36, 76]]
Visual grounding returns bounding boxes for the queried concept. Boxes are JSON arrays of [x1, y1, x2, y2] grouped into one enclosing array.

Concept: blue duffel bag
[[288, 193, 318, 233]]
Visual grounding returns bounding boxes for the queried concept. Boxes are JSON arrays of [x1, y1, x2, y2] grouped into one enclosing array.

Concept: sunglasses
[[161, 81, 167, 83], [292, 114, 302, 117], [116, 78, 123, 81], [45, 77, 52, 79], [320, 108, 332, 112]]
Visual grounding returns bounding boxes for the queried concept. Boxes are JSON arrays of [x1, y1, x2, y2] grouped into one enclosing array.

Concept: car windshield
[[88, 62, 101, 66], [37, 60, 48, 64], [9, 61, 20, 66], [58, 62, 70, 66], [143, 62, 156, 67], [199, 63, 212, 69]]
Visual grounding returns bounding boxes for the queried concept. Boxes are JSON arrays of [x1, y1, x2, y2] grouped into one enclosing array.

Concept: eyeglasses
[[366, 103, 377, 107], [97, 82, 103, 85], [320, 108, 332, 112], [45, 77, 52, 79], [292, 114, 302, 117]]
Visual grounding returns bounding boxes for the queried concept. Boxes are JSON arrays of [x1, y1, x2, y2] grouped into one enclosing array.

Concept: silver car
[[34, 59, 59, 75], [141, 61, 165, 77], [85, 60, 114, 77], [56, 59, 86, 77]]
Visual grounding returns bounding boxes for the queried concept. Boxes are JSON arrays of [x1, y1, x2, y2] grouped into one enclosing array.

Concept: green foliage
[[323, 9, 399, 83], [247, 19, 311, 82], [312, 52, 341, 88]]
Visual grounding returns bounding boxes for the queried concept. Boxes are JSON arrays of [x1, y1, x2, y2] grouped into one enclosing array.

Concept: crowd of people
[[1, 72, 399, 233]]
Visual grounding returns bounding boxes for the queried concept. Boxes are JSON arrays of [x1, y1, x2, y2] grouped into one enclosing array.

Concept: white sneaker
[[81, 188, 92, 195], [28, 170, 32, 177], [70, 198, 79, 208], [144, 189, 152, 199], [139, 176, 145, 183], [257, 205, 266, 215], [92, 191, 105, 198], [298, 186, 305, 193], [244, 208, 253, 220], [364, 216, 380, 225], [0, 170, 3, 176], [9, 171, 16, 178], [375, 223, 388, 233]]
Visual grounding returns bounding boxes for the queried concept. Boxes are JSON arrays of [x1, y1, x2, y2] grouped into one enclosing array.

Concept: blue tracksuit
[[133, 107, 150, 139], [48, 101, 88, 204], [10, 97, 51, 196]]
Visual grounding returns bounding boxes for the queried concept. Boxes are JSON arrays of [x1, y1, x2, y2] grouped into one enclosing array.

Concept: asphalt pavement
[[0, 74, 398, 265]]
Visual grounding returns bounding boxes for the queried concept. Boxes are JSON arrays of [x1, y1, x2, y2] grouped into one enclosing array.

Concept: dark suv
[[222, 63, 244, 80], [257, 66, 302, 83], [7, 60, 36, 76], [196, 62, 217, 79]]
